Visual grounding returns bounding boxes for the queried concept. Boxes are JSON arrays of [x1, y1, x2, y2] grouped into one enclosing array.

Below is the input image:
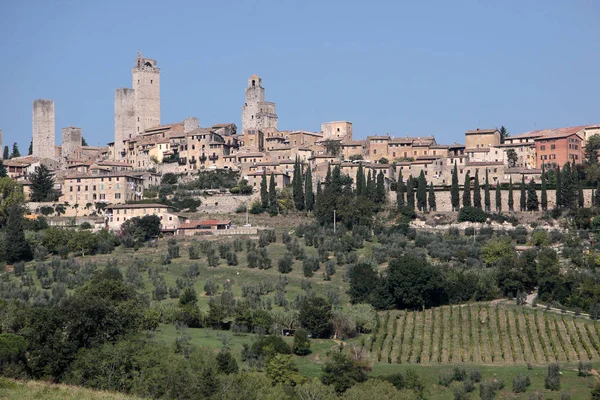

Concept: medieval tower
[[33, 99, 55, 160], [241, 75, 278, 136], [61, 126, 82, 161], [114, 52, 160, 160], [133, 52, 160, 134]]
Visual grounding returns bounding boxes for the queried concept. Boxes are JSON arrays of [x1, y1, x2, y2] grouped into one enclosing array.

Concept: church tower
[[242, 75, 278, 137], [132, 52, 160, 134]]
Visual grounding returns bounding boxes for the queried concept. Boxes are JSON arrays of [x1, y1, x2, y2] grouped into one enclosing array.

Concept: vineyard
[[368, 302, 600, 365]]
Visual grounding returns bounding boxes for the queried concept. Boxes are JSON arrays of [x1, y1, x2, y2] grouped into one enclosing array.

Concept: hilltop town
[[0, 52, 597, 230]]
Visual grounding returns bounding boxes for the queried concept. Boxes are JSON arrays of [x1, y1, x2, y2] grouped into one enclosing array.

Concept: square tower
[[33, 99, 55, 160], [242, 74, 278, 137], [132, 52, 160, 134], [61, 126, 82, 161], [114, 88, 136, 160]]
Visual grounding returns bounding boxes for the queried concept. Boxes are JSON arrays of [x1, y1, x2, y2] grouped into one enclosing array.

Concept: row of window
[[539, 144, 556, 150], [70, 184, 121, 192]]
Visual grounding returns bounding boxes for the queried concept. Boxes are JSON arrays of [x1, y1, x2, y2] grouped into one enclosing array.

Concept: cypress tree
[[520, 175, 527, 211], [315, 181, 322, 214], [508, 177, 514, 212], [473, 170, 482, 210], [396, 170, 405, 210], [462, 171, 471, 208], [4, 204, 30, 263], [11, 143, 20, 158], [561, 163, 576, 209], [268, 173, 278, 215], [0, 159, 7, 178], [595, 186, 600, 209], [451, 162, 460, 211], [28, 140, 33, 156], [555, 167, 562, 209], [541, 164, 548, 211], [416, 170, 427, 211], [428, 182, 436, 211], [304, 167, 314, 211], [578, 182, 584, 208], [366, 170, 375, 202], [375, 171, 386, 204], [526, 179, 539, 211], [2, 146, 9, 160], [495, 184, 502, 213], [293, 158, 305, 210], [356, 163, 365, 196], [406, 176, 415, 210], [260, 173, 268, 210], [484, 170, 491, 212]]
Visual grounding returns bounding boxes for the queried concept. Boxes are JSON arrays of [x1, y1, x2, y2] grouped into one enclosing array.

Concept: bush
[[513, 374, 531, 393], [464, 227, 475, 236], [293, 328, 311, 355], [439, 371, 454, 387], [545, 363, 560, 391], [458, 206, 487, 223], [278, 253, 293, 274], [302, 257, 319, 278]]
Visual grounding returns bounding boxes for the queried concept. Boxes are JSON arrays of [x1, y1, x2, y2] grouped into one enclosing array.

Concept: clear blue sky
[[1, 0, 599, 151]]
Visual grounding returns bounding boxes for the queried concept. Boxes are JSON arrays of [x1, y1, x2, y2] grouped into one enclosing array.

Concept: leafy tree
[[526, 179, 539, 211], [323, 140, 341, 157], [495, 184, 502, 212], [216, 350, 239, 374], [378, 157, 389, 164], [428, 182, 436, 211], [260, 173, 268, 210], [299, 296, 332, 338], [506, 149, 518, 167], [457, 206, 487, 223], [541, 164, 548, 211], [520, 175, 527, 211], [484, 170, 491, 212], [321, 347, 369, 393], [416, 171, 427, 211], [499, 125, 509, 143], [305, 166, 314, 211], [396, 171, 405, 210], [4, 204, 31, 263], [293, 328, 311, 355], [0, 177, 26, 226], [462, 171, 471, 207], [161, 173, 178, 185], [473, 170, 482, 210], [120, 215, 161, 244], [11, 143, 20, 158], [586, 134, 600, 165], [386, 252, 446, 309], [2, 146, 9, 160], [268, 173, 278, 215], [545, 363, 560, 391], [450, 162, 460, 211], [266, 353, 305, 386], [481, 237, 514, 265], [82, 137, 88, 146], [406, 176, 415, 210], [30, 165, 56, 202], [348, 263, 379, 304]]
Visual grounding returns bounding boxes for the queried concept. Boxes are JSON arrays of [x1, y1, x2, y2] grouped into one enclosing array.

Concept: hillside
[[0, 377, 141, 400]]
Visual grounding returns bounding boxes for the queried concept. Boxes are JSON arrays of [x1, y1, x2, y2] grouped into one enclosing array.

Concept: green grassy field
[[0, 377, 141, 400]]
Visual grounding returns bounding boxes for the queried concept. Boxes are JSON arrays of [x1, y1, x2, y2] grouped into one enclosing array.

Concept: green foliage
[[4, 204, 30, 263], [293, 328, 311, 355], [462, 171, 471, 207], [194, 169, 240, 189], [451, 162, 460, 211], [120, 215, 161, 246], [265, 353, 305, 386], [320, 347, 369, 393], [481, 236, 514, 265], [545, 362, 561, 391], [299, 296, 332, 338], [473, 170, 482, 209], [457, 205, 487, 222], [161, 173, 178, 185], [527, 179, 539, 211], [216, 350, 239, 374], [416, 171, 427, 211]]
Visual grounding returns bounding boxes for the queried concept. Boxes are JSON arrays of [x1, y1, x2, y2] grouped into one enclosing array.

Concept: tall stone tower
[[132, 52, 160, 134], [242, 75, 278, 136], [114, 88, 136, 159], [0, 130, 3, 159], [61, 127, 82, 160], [32, 99, 55, 160]]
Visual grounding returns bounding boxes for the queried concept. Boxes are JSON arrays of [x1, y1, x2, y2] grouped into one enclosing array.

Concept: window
[[115, 193, 121, 199], [540, 145, 546, 151], [551, 144, 555, 150]]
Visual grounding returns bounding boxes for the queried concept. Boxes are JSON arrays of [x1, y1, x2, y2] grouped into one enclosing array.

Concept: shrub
[[458, 206, 487, 223], [439, 371, 454, 387], [278, 253, 293, 274], [513, 374, 531, 393], [465, 227, 475, 236], [452, 367, 467, 382], [545, 363, 560, 391], [293, 328, 311, 355]]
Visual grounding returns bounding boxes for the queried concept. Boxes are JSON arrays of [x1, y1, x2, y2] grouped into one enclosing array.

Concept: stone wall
[[390, 188, 594, 212], [61, 127, 82, 160], [32, 99, 55, 160]]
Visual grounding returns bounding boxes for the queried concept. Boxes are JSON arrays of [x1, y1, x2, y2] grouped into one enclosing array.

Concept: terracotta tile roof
[[179, 219, 231, 229], [535, 126, 586, 140]]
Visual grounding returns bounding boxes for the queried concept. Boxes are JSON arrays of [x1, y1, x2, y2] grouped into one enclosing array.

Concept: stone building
[[114, 52, 161, 160], [61, 127, 82, 161], [60, 173, 144, 204], [321, 121, 352, 141], [241, 75, 278, 136], [32, 99, 55, 160], [105, 203, 185, 232]]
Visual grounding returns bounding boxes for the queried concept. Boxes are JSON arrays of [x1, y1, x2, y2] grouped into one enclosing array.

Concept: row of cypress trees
[[396, 170, 436, 212]]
